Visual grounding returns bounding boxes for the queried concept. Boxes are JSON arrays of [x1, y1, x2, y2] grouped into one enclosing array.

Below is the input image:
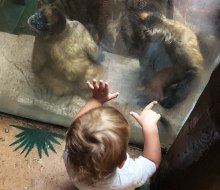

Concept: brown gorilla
[[35, 0, 203, 108], [28, 4, 103, 96]]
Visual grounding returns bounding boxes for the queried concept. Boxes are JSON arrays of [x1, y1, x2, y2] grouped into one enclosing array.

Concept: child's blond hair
[[65, 106, 129, 184]]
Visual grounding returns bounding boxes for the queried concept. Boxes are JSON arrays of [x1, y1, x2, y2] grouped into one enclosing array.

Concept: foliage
[[10, 124, 65, 158]]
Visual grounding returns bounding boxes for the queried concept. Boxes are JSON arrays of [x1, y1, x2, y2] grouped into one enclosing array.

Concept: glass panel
[[0, 0, 219, 148]]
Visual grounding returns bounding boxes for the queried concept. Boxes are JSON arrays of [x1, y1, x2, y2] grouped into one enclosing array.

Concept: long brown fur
[[29, 5, 103, 96], [137, 11, 204, 107], [36, 0, 204, 108]]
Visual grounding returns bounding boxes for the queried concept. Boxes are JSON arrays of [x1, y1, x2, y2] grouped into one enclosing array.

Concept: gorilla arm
[[80, 23, 103, 63], [31, 39, 48, 73]]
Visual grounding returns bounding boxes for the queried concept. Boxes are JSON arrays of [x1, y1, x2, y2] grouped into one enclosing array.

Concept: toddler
[[64, 79, 161, 190]]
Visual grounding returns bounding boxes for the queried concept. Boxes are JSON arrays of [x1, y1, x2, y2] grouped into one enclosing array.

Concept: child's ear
[[118, 160, 126, 169]]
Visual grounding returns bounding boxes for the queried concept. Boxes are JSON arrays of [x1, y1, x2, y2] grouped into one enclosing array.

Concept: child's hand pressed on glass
[[87, 79, 119, 104]]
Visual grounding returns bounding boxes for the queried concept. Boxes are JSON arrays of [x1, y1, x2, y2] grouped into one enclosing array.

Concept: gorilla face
[[28, 11, 48, 34], [27, 5, 66, 36]]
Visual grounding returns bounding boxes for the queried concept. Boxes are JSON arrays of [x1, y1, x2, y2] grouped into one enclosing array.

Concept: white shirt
[[64, 152, 156, 190]]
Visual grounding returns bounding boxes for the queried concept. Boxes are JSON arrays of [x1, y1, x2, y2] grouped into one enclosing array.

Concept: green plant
[[10, 124, 65, 158]]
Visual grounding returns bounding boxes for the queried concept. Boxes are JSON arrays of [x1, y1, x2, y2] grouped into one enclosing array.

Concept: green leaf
[[10, 124, 64, 158], [25, 142, 35, 157], [14, 138, 29, 151], [46, 139, 57, 153], [10, 135, 27, 146]]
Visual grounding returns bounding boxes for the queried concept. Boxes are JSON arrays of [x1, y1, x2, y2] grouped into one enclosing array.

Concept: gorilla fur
[[36, 0, 203, 108], [136, 12, 204, 108], [28, 4, 103, 96]]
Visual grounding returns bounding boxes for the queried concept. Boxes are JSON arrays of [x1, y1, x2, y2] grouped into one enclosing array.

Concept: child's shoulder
[[113, 154, 156, 188]]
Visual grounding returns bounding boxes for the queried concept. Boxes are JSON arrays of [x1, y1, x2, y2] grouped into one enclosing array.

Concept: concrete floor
[[0, 112, 142, 190]]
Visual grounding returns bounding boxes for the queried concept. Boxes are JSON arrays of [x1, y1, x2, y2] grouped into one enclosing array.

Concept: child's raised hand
[[130, 101, 161, 130], [131, 101, 161, 167], [86, 79, 119, 104]]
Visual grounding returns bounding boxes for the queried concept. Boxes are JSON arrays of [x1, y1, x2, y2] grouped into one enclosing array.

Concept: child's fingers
[[145, 101, 158, 110], [99, 80, 105, 91], [109, 92, 120, 100], [86, 81, 94, 90], [103, 82, 109, 93], [130, 111, 141, 125], [93, 79, 99, 89], [153, 113, 161, 123], [157, 113, 161, 120]]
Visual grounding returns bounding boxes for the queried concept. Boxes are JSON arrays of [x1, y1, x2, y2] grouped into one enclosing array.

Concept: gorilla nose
[[30, 18, 35, 25]]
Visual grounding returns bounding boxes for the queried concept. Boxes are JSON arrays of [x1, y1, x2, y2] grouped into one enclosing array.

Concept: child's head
[[65, 106, 129, 184]]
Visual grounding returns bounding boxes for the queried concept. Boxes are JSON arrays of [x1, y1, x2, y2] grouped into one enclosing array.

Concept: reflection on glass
[[0, 0, 219, 147]]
